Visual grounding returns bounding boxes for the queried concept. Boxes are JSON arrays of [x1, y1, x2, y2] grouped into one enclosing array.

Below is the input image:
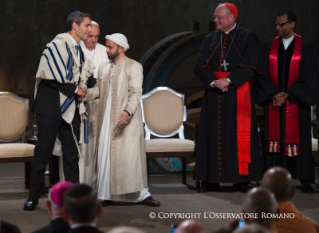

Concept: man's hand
[[272, 92, 288, 106], [117, 111, 129, 126], [214, 78, 229, 90], [76, 86, 87, 101], [221, 87, 228, 92]]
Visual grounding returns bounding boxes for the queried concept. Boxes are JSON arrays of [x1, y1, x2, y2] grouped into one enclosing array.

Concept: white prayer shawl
[[35, 33, 94, 182], [80, 41, 109, 78], [35, 32, 94, 124]]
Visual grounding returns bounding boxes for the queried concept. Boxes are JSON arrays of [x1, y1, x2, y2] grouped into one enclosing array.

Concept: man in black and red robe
[[256, 10, 319, 193], [194, 2, 263, 193]]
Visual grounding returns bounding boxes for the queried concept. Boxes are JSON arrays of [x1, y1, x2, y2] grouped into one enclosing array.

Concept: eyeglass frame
[[274, 22, 290, 27], [213, 13, 231, 20]]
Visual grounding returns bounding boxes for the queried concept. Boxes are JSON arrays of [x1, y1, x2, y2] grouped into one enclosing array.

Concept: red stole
[[214, 71, 251, 175], [268, 34, 302, 156]]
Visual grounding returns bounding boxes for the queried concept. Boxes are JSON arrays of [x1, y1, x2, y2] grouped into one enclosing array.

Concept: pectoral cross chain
[[221, 59, 229, 71]]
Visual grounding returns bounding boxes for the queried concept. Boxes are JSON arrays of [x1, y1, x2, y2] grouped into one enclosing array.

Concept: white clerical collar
[[67, 33, 79, 46], [282, 34, 294, 50], [225, 23, 237, 34]]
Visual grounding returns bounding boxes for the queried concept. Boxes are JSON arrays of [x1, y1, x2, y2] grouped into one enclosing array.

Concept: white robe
[[79, 42, 109, 185], [97, 64, 150, 202], [80, 42, 109, 78]]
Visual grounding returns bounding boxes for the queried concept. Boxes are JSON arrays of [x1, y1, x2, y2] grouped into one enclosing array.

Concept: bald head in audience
[[233, 223, 270, 233], [261, 166, 294, 201], [242, 187, 278, 232], [176, 219, 206, 233], [107, 226, 146, 233]]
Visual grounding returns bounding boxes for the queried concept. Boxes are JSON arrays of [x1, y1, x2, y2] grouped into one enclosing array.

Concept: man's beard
[[107, 49, 120, 61]]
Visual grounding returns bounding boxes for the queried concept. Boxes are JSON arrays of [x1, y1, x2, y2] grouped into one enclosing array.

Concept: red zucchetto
[[225, 3, 238, 19]]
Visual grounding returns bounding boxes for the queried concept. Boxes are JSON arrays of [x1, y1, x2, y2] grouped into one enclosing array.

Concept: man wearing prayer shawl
[[193, 3, 262, 193], [86, 33, 160, 206], [256, 10, 319, 193], [24, 11, 94, 211], [79, 21, 109, 185]]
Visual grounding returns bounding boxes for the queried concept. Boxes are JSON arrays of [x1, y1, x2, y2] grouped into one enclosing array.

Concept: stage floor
[[0, 170, 318, 233]]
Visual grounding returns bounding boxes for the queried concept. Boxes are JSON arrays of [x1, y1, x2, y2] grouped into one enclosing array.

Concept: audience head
[[107, 226, 146, 233], [242, 187, 278, 231], [176, 219, 206, 233], [233, 223, 271, 233], [46, 181, 74, 218], [261, 166, 294, 202], [63, 183, 102, 225]]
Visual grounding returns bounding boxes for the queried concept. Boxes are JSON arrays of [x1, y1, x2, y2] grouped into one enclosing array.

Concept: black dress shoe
[[139, 196, 161, 207], [233, 182, 249, 193], [197, 181, 219, 192], [301, 182, 314, 193], [101, 200, 112, 207], [23, 198, 38, 211]]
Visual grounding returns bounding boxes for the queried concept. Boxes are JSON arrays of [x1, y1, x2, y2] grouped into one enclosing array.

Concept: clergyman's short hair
[[277, 10, 297, 29], [64, 184, 98, 223], [66, 11, 92, 31]]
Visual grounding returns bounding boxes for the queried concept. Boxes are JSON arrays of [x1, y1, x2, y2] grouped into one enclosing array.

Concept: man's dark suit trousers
[[29, 109, 80, 199]]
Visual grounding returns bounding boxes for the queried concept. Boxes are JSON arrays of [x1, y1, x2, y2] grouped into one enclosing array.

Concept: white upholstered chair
[[0, 92, 35, 189], [140, 87, 197, 185]]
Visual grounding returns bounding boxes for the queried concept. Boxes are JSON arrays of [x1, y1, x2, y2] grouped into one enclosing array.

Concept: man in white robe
[[79, 21, 109, 185], [86, 33, 160, 206]]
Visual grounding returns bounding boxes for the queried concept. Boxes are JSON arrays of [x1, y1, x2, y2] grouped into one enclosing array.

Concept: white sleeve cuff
[[210, 81, 215, 88], [75, 86, 78, 93]]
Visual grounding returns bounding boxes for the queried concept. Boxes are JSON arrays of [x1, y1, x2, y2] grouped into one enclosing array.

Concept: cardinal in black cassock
[[256, 10, 319, 193], [194, 3, 263, 193]]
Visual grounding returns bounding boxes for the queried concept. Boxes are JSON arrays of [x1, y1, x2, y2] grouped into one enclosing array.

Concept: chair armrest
[[311, 120, 319, 126], [183, 121, 198, 145], [26, 125, 38, 145], [26, 125, 37, 131], [183, 121, 196, 128]]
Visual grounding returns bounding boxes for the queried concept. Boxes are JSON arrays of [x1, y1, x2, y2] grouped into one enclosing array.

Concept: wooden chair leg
[[147, 158, 150, 183], [312, 156, 316, 184], [182, 157, 186, 184], [24, 162, 31, 189]]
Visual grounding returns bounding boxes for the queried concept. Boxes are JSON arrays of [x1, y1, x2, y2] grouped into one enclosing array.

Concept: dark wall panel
[[0, 0, 318, 97]]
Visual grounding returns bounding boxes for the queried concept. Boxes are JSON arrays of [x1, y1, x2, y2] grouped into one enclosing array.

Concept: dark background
[[0, 0, 318, 119]]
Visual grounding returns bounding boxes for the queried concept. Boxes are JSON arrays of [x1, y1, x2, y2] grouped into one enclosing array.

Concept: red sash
[[268, 34, 301, 156], [214, 71, 251, 175]]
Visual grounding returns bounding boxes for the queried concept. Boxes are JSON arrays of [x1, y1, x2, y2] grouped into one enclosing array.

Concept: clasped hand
[[76, 86, 87, 101], [272, 92, 288, 106], [214, 78, 229, 92]]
